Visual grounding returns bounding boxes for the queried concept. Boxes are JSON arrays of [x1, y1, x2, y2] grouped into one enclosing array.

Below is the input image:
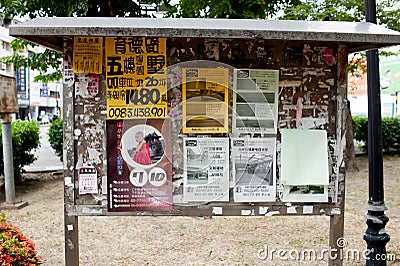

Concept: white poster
[[232, 138, 276, 202], [183, 137, 229, 202], [233, 69, 279, 135], [280, 129, 329, 202]]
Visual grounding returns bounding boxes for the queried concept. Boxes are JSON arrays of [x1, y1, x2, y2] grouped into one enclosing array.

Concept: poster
[[105, 37, 168, 119], [107, 119, 172, 212], [183, 137, 229, 202], [231, 138, 276, 202], [78, 167, 98, 195], [280, 129, 329, 202], [73, 36, 103, 74], [182, 68, 229, 134], [233, 69, 279, 134]]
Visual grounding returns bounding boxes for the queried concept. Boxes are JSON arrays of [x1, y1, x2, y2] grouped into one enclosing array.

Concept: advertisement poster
[[73, 36, 103, 74], [233, 69, 279, 134], [280, 129, 329, 202], [182, 68, 229, 134], [105, 37, 168, 119], [231, 138, 276, 202], [183, 137, 229, 202], [107, 119, 172, 212]]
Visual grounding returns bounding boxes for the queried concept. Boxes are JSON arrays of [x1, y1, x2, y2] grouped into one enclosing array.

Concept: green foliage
[[172, 0, 301, 19], [0, 213, 42, 265], [0, 40, 63, 84], [48, 118, 63, 162], [352, 116, 400, 153], [0, 120, 40, 181]]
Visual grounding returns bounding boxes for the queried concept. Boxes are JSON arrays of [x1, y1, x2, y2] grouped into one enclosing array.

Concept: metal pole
[[1, 114, 16, 202], [364, 0, 390, 265]]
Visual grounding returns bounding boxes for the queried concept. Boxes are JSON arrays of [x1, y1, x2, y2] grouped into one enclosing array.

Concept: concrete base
[[0, 201, 29, 210]]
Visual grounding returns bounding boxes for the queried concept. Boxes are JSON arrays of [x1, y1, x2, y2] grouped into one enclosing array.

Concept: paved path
[[23, 125, 63, 173]]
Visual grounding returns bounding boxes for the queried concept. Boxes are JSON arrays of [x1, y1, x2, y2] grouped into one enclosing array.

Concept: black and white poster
[[232, 137, 276, 202], [183, 137, 229, 202]]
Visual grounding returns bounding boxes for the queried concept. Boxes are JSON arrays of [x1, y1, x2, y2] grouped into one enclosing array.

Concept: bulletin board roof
[[10, 17, 400, 53]]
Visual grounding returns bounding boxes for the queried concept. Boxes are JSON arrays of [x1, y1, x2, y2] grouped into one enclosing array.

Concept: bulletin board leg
[[65, 214, 79, 266], [329, 214, 344, 266]]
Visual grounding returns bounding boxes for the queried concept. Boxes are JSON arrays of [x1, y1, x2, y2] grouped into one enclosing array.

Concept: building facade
[[0, 17, 61, 121]]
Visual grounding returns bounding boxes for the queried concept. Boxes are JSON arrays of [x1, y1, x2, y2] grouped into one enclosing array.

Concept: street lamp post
[[363, 0, 390, 265]]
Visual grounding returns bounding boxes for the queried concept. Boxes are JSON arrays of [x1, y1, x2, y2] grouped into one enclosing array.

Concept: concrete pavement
[[23, 125, 63, 173]]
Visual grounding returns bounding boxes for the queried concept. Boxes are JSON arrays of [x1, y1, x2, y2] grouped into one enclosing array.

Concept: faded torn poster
[[231, 137, 276, 202], [183, 137, 229, 202]]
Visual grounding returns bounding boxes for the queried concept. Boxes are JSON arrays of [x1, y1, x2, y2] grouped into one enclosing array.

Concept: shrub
[[48, 118, 63, 162], [0, 120, 40, 180], [352, 116, 400, 153], [0, 213, 42, 265]]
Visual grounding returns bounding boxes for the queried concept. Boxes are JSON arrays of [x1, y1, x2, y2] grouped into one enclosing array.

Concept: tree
[[280, 0, 400, 31], [168, 0, 301, 19]]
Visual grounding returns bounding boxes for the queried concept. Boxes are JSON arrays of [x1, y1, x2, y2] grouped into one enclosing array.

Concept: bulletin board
[[64, 36, 347, 217]]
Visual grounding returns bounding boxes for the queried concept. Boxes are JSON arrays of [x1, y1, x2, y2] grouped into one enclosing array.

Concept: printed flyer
[[107, 119, 172, 212], [183, 137, 229, 202], [73, 36, 103, 74], [182, 68, 229, 134], [233, 69, 279, 134], [231, 137, 276, 202], [105, 37, 168, 119]]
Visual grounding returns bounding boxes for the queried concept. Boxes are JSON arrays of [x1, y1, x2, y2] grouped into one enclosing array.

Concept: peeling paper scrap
[[303, 206, 314, 214], [212, 207, 223, 215], [259, 206, 269, 215], [265, 211, 280, 216], [67, 224, 74, 231], [101, 176, 107, 195], [331, 208, 341, 215], [65, 177, 72, 186], [287, 206, 297, 214], [81, 207, 102, 214], [241, 210, 252, 216]]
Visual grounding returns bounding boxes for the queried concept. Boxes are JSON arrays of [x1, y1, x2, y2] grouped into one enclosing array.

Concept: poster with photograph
[[107, 119, 172, 212], [183, 137, 229, 202], [282, 185, 328, 202], [182, 68, 229, 134], [232, 138, 276, 202], [233, 69, 279, 134], [105, 37, 168, 119]]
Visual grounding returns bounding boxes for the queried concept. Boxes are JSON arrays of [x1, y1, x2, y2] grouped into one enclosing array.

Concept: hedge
[[0, 120, 40, 181], [352, 116, 400, 153], [48, 118, 63, 162]]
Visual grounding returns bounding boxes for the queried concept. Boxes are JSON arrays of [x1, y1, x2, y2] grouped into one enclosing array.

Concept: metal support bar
[[1, 114, 16, 202]]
